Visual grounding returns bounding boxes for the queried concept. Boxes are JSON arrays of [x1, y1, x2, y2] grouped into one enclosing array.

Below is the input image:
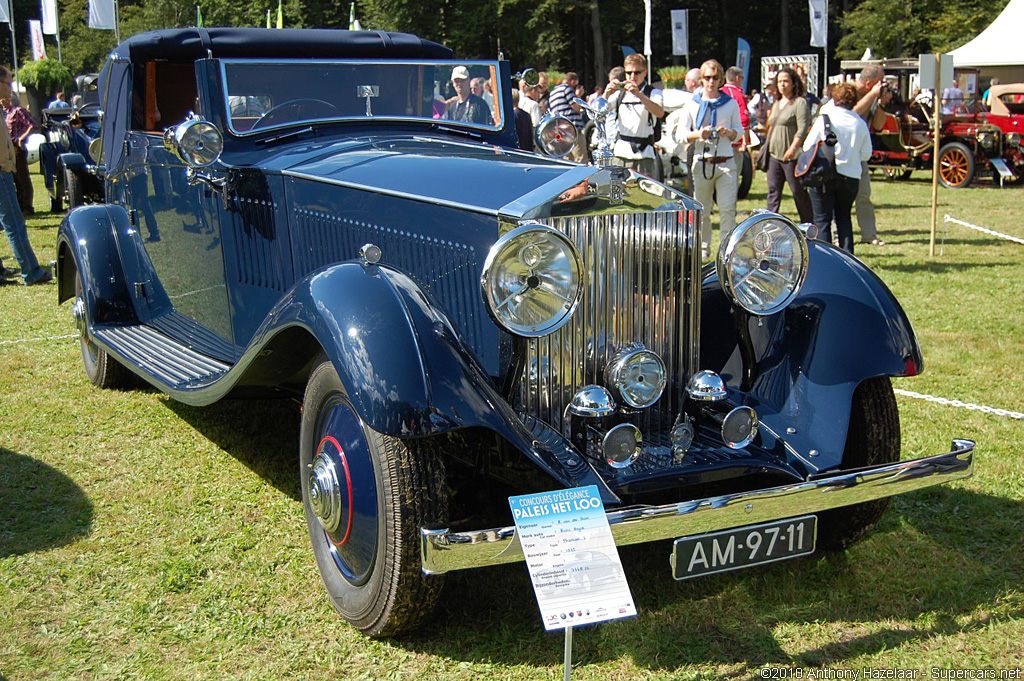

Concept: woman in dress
[[765, 67, 814, 222], [803, 82, 872, 254]]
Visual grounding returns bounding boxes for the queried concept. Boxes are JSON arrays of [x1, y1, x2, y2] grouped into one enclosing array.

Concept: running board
[[93, 323, 231, 390]]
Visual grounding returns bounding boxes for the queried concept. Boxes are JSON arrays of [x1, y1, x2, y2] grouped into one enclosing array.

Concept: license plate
[[671, 515, 817, 580]]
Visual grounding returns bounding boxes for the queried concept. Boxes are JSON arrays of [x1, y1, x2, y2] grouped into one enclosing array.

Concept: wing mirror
[[163, 113, 223, 168]]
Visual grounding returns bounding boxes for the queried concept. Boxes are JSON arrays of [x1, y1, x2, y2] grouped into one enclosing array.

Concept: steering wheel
[[251, 98, 339, 129]]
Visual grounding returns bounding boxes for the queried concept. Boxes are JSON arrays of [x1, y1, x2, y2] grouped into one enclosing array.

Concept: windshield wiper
[[256, 125, 315, 145], [430, 123, 485, 141]]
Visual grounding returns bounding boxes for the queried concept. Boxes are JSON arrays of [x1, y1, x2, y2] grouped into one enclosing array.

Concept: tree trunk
[[781, 0, 790, 54], [590, 1, 606, 94]]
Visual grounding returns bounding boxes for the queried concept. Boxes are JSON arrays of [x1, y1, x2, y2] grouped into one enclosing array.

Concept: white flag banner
[[88, 0, 115, 29], [0, 0, 11, 24], [809, 0, 828, 48], [41, 0, 58, 34], [643, 0, 652, 57], [29, 19, 47, 59], [671, 9, 688, 56]]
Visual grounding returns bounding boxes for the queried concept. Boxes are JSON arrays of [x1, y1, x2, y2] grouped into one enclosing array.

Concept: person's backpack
[[795, 114, 837, 188]]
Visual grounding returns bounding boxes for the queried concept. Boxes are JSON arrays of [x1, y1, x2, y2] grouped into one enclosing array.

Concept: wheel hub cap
[[72, 296, 88, 339], [308, 451, 342, 533]]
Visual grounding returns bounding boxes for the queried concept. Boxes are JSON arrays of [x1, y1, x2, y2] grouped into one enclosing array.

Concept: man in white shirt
[[518, 79, 542, 126], [604, 53, 664, 179], [678, 59, 744, 258]]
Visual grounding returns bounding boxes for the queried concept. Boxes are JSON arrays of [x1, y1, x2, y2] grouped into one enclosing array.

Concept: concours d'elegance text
[[759, 667, 1022, 679]]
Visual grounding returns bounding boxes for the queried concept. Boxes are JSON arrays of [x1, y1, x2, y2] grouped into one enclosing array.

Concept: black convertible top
[[112, 27, 453, 62]]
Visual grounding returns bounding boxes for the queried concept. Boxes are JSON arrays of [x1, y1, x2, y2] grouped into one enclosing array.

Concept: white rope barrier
[[894, 387, 1024, 420], [943, 214, 1024, 246], [0, 334, 77, 347]]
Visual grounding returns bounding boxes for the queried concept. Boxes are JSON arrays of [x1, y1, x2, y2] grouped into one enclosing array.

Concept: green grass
[[2, 169, 1023, 679]]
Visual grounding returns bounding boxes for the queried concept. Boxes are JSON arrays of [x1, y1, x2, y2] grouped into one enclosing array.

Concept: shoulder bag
[[794, 114, 837, 188]]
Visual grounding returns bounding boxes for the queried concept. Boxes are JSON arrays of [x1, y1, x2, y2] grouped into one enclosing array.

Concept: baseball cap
[[451, 66, 470, 81]]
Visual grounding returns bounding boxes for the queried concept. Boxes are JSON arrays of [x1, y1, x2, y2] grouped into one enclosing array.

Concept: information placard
[[509, 485, 636, 631]]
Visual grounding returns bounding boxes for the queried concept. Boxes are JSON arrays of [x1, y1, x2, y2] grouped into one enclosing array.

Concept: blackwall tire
[[74, 272, 133, 389], [65, 168, 85, 209], [300, 355, 447, 637], [816, 377, 901, 551]]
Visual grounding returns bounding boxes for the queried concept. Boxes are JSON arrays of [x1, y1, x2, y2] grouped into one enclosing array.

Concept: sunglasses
[[702, 74, 719, 81]]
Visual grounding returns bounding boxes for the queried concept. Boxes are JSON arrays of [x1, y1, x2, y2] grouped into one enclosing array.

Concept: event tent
[[949, 0, 1024, 67]]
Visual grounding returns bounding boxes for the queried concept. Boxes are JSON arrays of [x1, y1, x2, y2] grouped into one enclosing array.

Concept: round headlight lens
[[977, 131, 997, 150], [481, 224, 583, 337], [535, 115, 578, 158], [604, 345, 667, 409], [717, 213, 808, 316], [1006, 132, 1021, 148], [164, 118, 223, 167]]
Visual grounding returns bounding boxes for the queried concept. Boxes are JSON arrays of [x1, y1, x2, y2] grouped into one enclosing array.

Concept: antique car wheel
[[883, 168, 912, 181], [65, 168, 85, 209], [51, 164, 67, 213], [73, 273, 133, 389], [737, 150, 753, 200], [937, 142, 975, 189], [300, 355, 447, 637], [815, 377, 900, 551]]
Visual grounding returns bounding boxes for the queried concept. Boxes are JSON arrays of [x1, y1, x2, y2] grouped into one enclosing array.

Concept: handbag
[[795, 114, 837, 188], [755, 147, 770, 172]]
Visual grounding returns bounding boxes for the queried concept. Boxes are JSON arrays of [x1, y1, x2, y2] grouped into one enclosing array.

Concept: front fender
[[58, 152, 89, 172], [701, 240, 922, 471], [257, 261, 615, 500], [56, 205, 136, 325]]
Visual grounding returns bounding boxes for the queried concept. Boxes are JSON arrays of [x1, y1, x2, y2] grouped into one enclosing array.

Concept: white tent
[[950, 0, 1024, 66]]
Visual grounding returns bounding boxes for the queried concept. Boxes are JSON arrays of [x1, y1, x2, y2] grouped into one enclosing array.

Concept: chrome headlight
[[535, 115, 578, 158], [1006, 132, 1021, 148], [604, 345, 667, 409], [162, 115, 223, 168], [717, 213, 808, 316], [58, 125, 71, 149], [481, 224, 583, 337], [977, 130, 997, 150]]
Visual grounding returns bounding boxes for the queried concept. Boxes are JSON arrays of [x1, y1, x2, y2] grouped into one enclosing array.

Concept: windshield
[[221, 59, 503, 135]]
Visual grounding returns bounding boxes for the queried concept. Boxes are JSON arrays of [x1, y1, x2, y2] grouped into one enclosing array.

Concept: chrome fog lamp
[[718, 212, 808, 316], [977, 131, 997, 150], [481, 223, 583, 337], [535, 115, 578, 158], [163, 114, 224, 167], [720, 406, 759, 449], [604, 345, 667, 409], [603, 423, 642, 468], [568, 385, 616, 418], [686, 370, 728, 402]]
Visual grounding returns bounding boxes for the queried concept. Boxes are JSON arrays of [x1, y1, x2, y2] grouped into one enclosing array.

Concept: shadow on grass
[[0, 447, 94, 558], [400, 485, 1022, 673], [162, 397, 302, 502]]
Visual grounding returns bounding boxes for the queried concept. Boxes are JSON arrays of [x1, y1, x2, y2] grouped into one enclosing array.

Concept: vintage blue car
[[38, 100, 104, 212], [57, 28, 974, 638]]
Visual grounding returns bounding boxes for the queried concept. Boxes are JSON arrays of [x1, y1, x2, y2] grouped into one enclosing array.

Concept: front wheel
[[65, 167, 85, 209], [74, 272, 133, 389], [300, 355, 447, 637], [816, 377, 901, 551], [938, 142, 975, 188]]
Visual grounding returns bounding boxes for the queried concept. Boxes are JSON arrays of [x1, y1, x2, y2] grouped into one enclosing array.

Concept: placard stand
[[563, 624, 573, 680]]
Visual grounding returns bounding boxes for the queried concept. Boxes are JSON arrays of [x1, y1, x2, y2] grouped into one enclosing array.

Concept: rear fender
[[265, 261, 616, 501], [56, 205, 137, 325], [700, 241, 922, 471]]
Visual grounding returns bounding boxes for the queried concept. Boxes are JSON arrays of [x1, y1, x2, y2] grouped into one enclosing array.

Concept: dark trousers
[[13, 147, 33, 215], [766, 156, 814, 223], [808, 174, 860, 254]]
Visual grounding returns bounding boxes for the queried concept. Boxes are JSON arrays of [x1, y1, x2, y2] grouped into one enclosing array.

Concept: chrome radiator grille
[[517, 209, 701, 439]]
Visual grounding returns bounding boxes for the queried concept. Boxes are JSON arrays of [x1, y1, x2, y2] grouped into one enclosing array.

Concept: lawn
[[2, 169, 1022, 680]]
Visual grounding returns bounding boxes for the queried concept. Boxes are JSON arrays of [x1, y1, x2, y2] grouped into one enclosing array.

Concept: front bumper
[[420, 439, 974, 574]]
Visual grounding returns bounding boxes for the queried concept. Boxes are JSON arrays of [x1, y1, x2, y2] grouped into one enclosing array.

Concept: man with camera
[[604, 53, 665, 179], [851, 64, 894, 246], [678, 59, 743, 259]]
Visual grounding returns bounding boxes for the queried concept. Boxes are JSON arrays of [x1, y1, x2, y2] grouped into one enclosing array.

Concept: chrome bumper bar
[[420, 439, 974, 575]]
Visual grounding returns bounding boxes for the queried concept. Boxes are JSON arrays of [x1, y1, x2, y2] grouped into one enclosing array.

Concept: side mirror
[[514, 68, 540, 88], [163, 114, 223, 168]]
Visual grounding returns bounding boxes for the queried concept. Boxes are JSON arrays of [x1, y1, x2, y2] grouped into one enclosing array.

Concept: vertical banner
[[40, 0, 58, 34], [670, 9, 688, 56], [29, 19, 46, 59], [0, 0, 11, 23], [809, 0, 827, 48], [643, 0, 652, 63], [88, 0, 116, 29], [736, 38, 751, 91]]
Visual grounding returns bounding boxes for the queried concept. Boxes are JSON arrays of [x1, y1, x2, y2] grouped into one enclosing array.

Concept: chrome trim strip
[[282, 169, 499, 216], [420, 439, 975, 574]]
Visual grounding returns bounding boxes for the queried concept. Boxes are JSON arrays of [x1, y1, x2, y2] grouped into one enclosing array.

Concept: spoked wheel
[[938, 142, 975, 189], [882, 167, 912, 181], [300, 355, 447, 637], [73, 272, 133, 389], [816, 377, 901, 551]]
